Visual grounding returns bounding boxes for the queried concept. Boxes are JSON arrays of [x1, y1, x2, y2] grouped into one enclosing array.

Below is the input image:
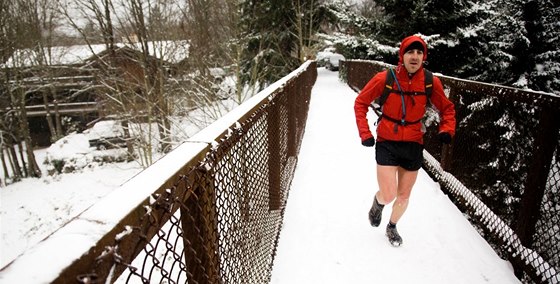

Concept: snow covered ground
[[0, 149, 143, 268], [0, 67, 520, 283]]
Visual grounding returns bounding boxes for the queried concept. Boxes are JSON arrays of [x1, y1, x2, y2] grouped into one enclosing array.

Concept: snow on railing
[[423, 151, 559, 284], [0, 61, 317, 283]]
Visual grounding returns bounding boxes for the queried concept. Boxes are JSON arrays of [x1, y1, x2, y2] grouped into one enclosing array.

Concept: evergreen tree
[[324, 0, 378, 37], [238, 0, 330, 89], [320, 1, 395, 62], [526, 0, 560, 94], [372, 0, 481, 75], [456, 0, 559, 94], [375, 0, 476, 41], [456, 0, 530, 84], [374, 0, 417, 43]]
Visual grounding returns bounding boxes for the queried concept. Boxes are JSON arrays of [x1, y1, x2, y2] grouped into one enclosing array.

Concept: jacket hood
[[399, 35, 428, 64]]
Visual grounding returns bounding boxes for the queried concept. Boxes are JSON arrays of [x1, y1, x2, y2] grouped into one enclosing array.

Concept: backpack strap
[[371, 68, 395, 117], [424, 69, 433, 98], [386, 69, 432, 97], [379, 68, 396, 106]]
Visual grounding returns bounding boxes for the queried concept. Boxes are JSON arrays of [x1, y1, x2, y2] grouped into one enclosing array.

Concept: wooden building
[[1, 41, 189, 147]]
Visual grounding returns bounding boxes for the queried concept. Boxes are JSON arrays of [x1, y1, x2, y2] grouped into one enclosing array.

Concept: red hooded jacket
[[354, 35, 456, 144]]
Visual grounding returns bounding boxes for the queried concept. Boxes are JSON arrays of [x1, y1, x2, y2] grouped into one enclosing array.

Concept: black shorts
[[375, 141, 424, 171]]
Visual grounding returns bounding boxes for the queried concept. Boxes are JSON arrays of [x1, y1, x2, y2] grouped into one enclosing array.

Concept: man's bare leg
[[389, 167, 419, 224], [383, 167, 419, 246], [375, 165, 399, 204], [368, 165, 398, 226]]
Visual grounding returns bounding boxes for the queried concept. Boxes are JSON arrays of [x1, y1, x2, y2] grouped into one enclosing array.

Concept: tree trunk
[[120, 119, 135, 161], [16, 93, 41, 178], [20, 127, 41, 178], [52, 88, 63, 140], [42, 92, 58, 143], [1, 146, 9, 182], [7, 145, 21, 180], [17, 140, 28, 177], [157, 116, 171, 153]]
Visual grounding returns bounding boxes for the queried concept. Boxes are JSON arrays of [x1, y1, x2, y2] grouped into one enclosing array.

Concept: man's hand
[[438, 132, 452, 144], [362, 137, 375, 147]]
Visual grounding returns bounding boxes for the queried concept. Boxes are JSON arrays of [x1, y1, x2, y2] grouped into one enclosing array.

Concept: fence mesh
[[69, 63, 316, 284], [342, 60, 560, 284]]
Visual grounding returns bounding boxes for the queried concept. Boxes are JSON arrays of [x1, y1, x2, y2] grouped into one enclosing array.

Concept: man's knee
[[394, 196, 410, 206], [378, 190, 397, 204]]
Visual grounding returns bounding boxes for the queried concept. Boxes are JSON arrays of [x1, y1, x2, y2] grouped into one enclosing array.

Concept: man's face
[[403, 49, 424, 74]]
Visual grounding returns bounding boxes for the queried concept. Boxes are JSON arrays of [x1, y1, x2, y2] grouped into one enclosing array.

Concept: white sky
[[0, 67, 521, 283]]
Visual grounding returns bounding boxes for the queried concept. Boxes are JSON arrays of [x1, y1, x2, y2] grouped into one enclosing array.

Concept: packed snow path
[[270, 68, 521, 283]]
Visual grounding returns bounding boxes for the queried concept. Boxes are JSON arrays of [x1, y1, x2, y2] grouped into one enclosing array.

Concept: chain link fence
[[341, 60, 560, 284], [102, 65, 315, 284], [0, 62, 316, 284]]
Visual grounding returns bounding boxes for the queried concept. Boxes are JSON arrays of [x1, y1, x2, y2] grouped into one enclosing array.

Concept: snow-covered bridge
[[0, 61, 558, 284]]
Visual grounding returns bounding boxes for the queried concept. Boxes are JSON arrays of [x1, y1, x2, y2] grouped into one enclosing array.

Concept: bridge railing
[[341, 60, 560, 284], [0, 61, 317, 283]]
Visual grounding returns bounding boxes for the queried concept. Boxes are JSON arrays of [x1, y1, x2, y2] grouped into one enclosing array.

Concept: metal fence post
[[515, 107, 560, 247], [440, 86, 459, 171], [268, 100, 282, 211], [287, 82, 297, 157], [181, 168, 220, 284]]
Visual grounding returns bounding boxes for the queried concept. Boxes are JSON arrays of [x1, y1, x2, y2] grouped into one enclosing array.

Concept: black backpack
[[371, 68, 433, 126]]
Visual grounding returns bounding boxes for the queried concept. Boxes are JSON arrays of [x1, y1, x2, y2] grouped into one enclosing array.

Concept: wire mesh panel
[[341, 60, 560, 284], [530, 132, 560, 282], [112, 67, 313, 284], [23, 62, 319, 284]]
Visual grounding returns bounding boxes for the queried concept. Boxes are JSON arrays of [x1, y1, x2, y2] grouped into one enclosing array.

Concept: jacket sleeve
[[430, 76, 456, 136], [354, 72, 386, 141]]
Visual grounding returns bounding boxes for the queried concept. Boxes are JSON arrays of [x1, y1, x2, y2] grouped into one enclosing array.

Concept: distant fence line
[[0, 61, 317, 283], [341, 60, 560, 284]]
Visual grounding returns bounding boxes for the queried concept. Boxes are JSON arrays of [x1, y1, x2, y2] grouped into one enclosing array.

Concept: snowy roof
[[2, 44, 108, 68], [122, 40, 190, 64], [2, 40, 189, 68]]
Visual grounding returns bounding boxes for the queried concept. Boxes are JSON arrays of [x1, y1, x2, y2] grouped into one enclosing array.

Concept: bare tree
[[58, 0, 190, 167], [0, 0, 51, 181], [175, 0, 267, 125]]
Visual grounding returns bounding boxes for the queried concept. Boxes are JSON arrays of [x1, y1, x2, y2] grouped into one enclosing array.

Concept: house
[[0, 41, 190, 147]]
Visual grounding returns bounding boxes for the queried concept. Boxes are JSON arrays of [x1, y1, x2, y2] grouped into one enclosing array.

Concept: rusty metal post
[[287, 82, 297, 157], [440, 84, 459, 172], [181, 168, 220, 284], [515, 107, 560, 247], [267, 100, 282, 211]]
